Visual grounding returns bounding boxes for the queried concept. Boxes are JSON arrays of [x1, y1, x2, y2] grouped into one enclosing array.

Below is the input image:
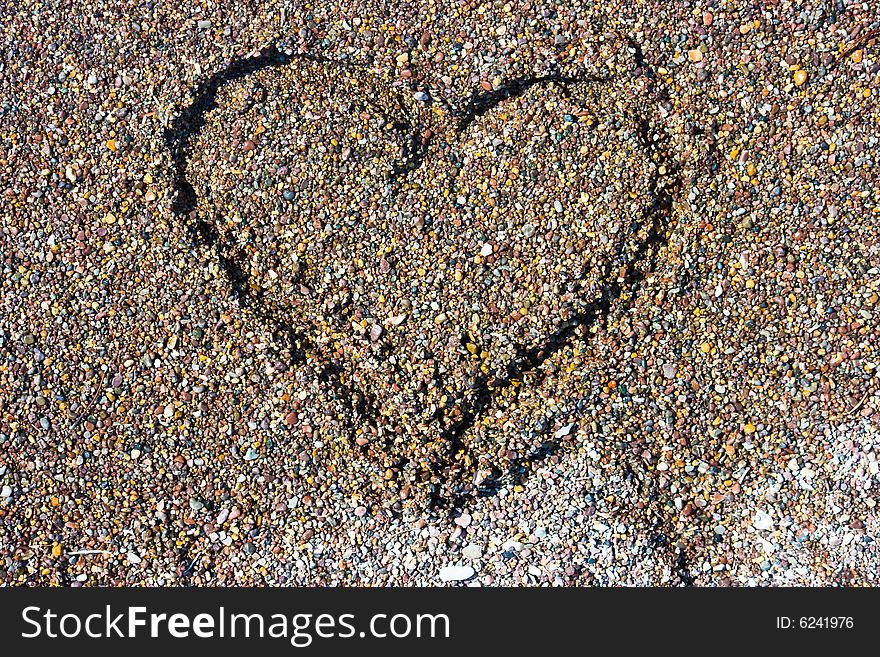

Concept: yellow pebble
[[794, 70, 808, 86], [743, 422, 756, 435], [107, 139, 117, 151], [700, 342, 712, 353]]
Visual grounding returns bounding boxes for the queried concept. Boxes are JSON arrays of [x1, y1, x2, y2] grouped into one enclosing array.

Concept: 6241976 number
[[801, 617, 853, 629]]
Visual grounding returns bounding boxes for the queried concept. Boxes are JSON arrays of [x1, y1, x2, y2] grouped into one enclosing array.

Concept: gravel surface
[[1, 0, 879, 586]]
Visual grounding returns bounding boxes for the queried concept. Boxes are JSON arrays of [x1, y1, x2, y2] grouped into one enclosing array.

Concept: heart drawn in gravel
[[165, 38, 681, 508]]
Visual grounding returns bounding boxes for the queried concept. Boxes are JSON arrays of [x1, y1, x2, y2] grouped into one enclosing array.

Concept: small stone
[[454, 512, 471, 527], [189, 498, 204, 511], [480, 242, 494, 256], [414, 91, 430, 102], [703, 12, 714, 26], [0, 485, 12, 498], [753, 510, 774, 531], [687, 49, 703, 63], [127, 552, 142, 564], [554, 423, 575, 439], [439, 565, 475, 582], [553, 200, 564, 213], [462, 544, 483, 560], [369, 324, 383, 342], [244, 447, 259, 461], [354, 505, 367, 517], [794, 70, 808, 87]]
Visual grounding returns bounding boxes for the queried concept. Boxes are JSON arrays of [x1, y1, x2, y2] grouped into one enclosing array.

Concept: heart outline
[[164, 38, 683, 512]]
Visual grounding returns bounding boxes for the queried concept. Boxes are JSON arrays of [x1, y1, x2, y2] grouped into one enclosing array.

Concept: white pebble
[[439, 565, 475, 582], [753, 510, 773, 531]]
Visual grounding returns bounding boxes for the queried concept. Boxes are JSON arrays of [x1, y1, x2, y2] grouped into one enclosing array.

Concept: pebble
[[753, 511, 774, 531], [462, 544, 483, 560], [439, 565, 475, 582], [554, 423, 575, 439]]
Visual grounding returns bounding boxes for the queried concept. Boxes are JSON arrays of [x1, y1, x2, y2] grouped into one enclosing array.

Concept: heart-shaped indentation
[[169, 43, 678, 504]]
